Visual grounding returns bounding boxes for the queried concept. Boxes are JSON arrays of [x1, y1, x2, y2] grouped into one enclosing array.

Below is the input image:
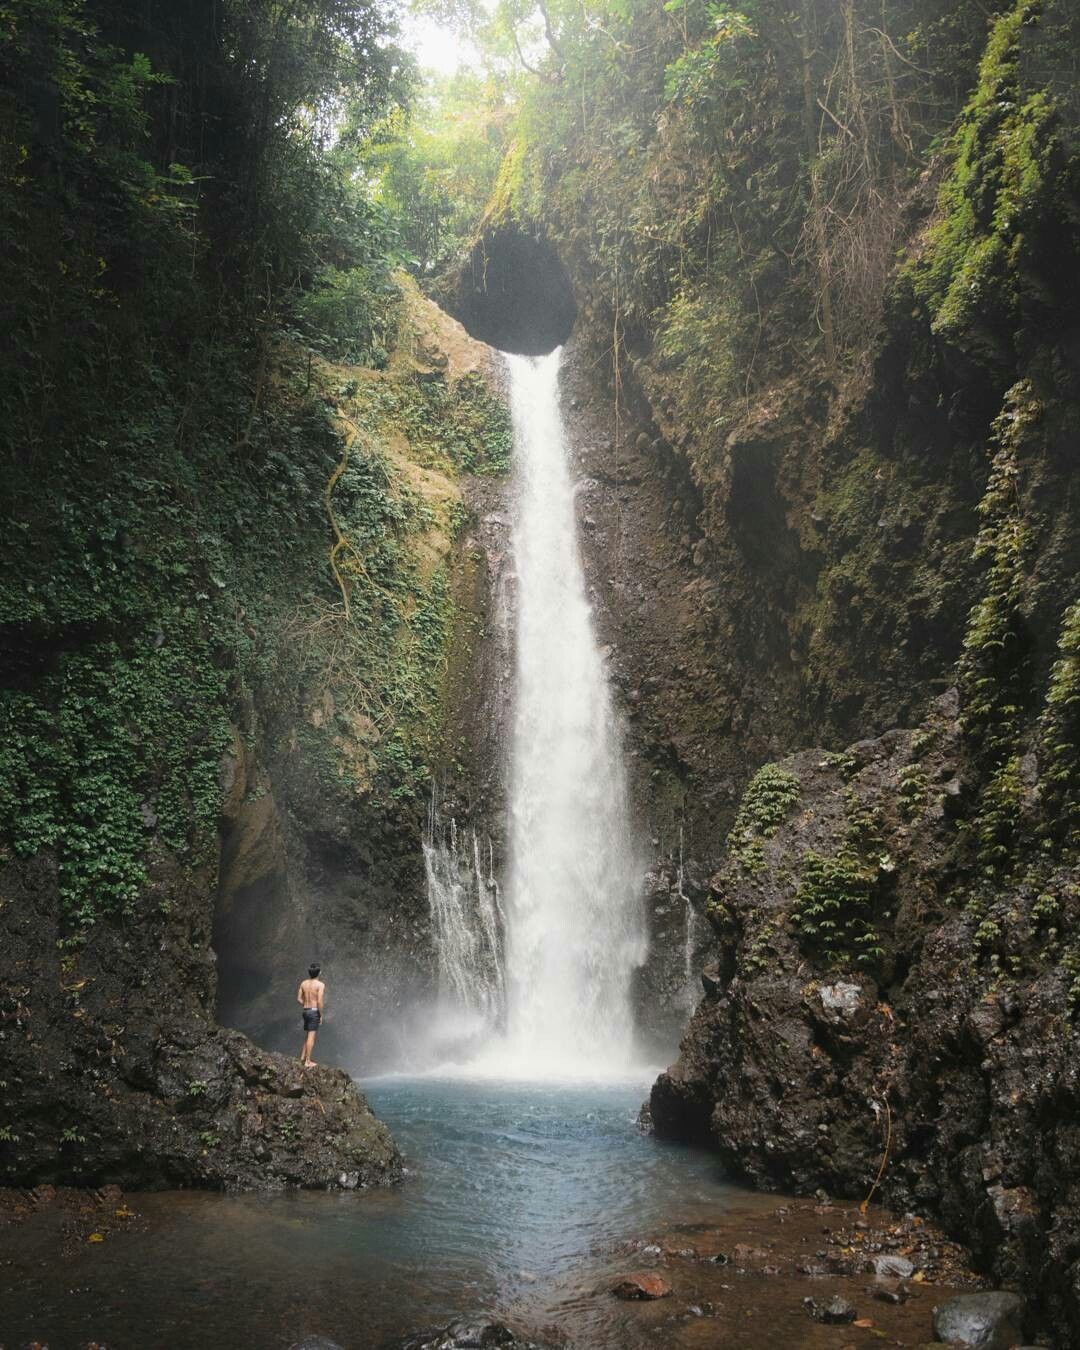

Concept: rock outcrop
[[0, 853, 401, 1190], [650, 693, 1080, 1336]]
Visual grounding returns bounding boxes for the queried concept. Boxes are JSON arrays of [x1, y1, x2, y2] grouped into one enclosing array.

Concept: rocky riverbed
[[2, 1180, 1039, 1348]]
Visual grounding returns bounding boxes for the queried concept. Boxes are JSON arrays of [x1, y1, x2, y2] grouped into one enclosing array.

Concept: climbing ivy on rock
[[726, 762, 800, 874], [790, 788, 889, 970], [1038, 600, 1080, 853]]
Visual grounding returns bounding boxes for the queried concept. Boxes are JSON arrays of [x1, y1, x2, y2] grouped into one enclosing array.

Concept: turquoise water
[[0, 1077, 742, 1348]]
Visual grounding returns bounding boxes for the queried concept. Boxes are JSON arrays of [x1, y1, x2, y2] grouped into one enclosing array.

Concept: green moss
[[483, 136, 539, 229], [798, 445, 963, 717], [910, 0, 1077, 354], [358, 370, 512, 477], [957, 383, 1043, 750], [282, 300, 517, 814], [950, 380, 1049, 908], [788, 785, 889, 970], [1038, 598, 1080, 851], [655, 272, 742, 440]]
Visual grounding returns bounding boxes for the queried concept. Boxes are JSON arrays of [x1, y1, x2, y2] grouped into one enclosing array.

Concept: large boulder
[[932, 1292, 1025, 1349]]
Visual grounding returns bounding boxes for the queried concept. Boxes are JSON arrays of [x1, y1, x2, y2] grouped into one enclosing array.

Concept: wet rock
[[732, 1242, 771, 1267], [613, 1273, 673, 1300], [872, 1253, 916, 1279], [401, 1319, 544, 1349], [645, 706, 1080, 1339], [966, 998, 1008, 1047], [818, 982, 862, 1019], [804, 1295, 858, 1324], [932, 1291, 1024, 1348]]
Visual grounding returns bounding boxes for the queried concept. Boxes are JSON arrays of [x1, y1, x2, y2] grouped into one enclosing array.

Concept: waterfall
[[424, 793, 505, 1031], [676, 825, 705, 1012], [425, 347, 646, 1076], [495, 349, 645, 1074]]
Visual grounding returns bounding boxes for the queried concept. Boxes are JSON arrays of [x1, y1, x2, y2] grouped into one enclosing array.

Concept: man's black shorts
[[303, 1008, 321, 1032]]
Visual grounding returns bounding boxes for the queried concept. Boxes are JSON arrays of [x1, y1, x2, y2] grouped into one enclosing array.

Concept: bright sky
[[400, 12, 483, 76]]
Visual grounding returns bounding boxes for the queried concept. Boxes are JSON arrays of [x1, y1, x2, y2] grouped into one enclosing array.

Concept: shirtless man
[[297, 962, 325, 1069]]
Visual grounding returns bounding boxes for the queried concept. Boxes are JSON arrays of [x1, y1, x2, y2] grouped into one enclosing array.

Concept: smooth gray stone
[[932, 1291, 1024, 1348], [872, 1252, 916, 1279]]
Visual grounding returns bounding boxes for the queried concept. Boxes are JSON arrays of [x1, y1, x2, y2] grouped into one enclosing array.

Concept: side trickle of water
[[676, 825, 705, 1012], [498, 349, 646, 1074], [424, 791, 505, 1024]]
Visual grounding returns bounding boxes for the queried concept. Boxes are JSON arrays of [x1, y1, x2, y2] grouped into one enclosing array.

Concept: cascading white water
[[425, 347, 646, 1076], [493, 349, 646, 1074], [424, 792, 505, 1030]]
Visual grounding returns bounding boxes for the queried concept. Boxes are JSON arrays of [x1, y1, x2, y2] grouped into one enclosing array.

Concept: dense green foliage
[[366, 70, 510, 272], [363, 368, 513, 474], [791, 849, 881, 968], [916, 6, 1080, 931], [0, 0, 508, 925], [474, 0, 1006, 422], [790, 783, 888, 968], [911, 0, 1080, 361], [724, 762, 799, 875], [1040, 601, 1080, 852]]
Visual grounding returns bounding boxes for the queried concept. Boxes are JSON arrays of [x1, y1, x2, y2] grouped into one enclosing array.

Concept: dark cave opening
[[449, 225, 577, 356]]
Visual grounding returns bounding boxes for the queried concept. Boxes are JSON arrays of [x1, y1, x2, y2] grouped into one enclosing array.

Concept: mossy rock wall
[[0, 277, 512, 1181]]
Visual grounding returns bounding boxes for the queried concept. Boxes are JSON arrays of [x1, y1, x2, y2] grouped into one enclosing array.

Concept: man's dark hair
[[308, 963, 321, 978]]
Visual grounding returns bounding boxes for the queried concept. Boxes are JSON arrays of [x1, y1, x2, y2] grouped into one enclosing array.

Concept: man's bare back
[[297, 964, 325, 1068], [298, 976, 325, 1010]]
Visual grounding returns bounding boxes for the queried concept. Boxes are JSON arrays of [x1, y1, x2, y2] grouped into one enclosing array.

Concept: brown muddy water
[[0, 1077, 977, 1348]]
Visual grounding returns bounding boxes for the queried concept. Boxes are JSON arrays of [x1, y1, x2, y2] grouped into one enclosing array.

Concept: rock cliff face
[[557, 229, 1080, 1335], [547, 287, 998, 1051], [455, 3, 1080, 1334], [209, 283, 512, 1075], [648, 693, 1080, 1335], [1, 281, 511, 1184]]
